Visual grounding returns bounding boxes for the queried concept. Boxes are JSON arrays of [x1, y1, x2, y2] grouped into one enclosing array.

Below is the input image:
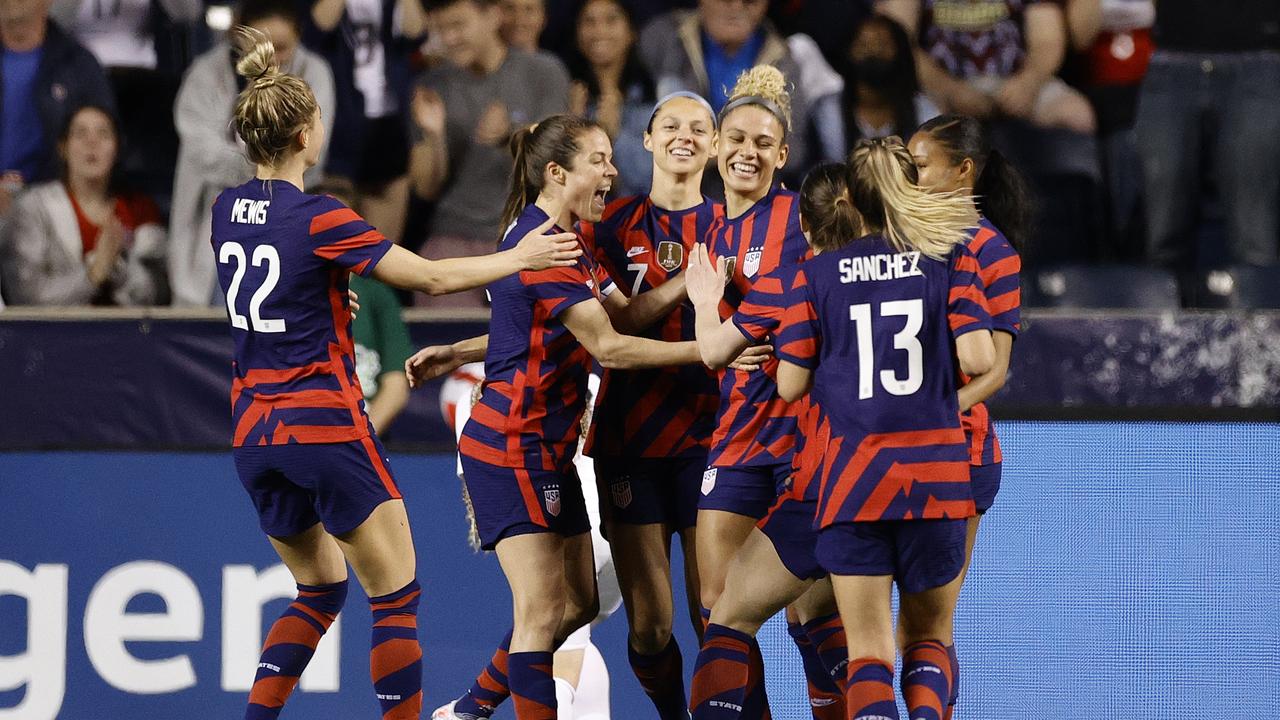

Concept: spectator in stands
[[636, 0, 844, 178], [566, 0, 656, 197], [1136, 5, 1280, 268], [879, 0, 1095, 133], [498, 0, 545, 51], [1, 104, 165, 306], [168, 0, 334, 307], [838, 13, 939, 150], [0, 0, 114, 214], [408, 0, 569, 308], [305, 0, 425, 245], [53, 0, 205, 211]]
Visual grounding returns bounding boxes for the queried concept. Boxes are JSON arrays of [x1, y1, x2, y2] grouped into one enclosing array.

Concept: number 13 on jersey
[[849, 299, 923, 399]]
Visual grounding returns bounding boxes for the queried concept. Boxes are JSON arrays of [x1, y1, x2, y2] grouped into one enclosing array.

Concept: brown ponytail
[[230, 26, 318, 168], [799, 162, 860, 254], [497, 114, 604, 238]]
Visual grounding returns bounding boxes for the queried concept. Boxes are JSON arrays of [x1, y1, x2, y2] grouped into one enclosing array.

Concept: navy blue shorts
[[971, 463, 1002, 513], [595, 455, 703, 530], [461, 456, 591, 551], [816, 519, 967, 594], [698, 462, 791, 519], [757, 495, 825, 581], [234, 435, 400, 538]]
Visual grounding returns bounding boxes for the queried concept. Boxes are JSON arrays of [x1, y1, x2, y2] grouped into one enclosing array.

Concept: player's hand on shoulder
[[515, 217, 582, 270], [728, 342, 772, 372], [406, 344, 461, 388], [686, 243, 729, 307]]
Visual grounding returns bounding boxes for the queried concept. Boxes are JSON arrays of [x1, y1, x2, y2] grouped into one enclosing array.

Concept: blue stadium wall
[[3, 422, 1277, 719]]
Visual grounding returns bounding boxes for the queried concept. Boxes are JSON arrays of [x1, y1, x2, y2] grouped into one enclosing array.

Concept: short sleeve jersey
[[777, 236, 993, 526], [961, 218, 1022, 466], [706, 186, 810, 468], [459, 204, 615, 473], [580, 195, 724, 459], [211, 180, 393, 447], [920, 0, 1040, 79]]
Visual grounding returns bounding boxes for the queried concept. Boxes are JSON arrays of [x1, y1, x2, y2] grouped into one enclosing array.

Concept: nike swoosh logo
[[627, 246, 647, 257]]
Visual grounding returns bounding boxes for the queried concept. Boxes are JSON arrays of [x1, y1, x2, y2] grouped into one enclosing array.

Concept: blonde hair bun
[[233, 26, 279, 82], [725, 64, 793, 130]]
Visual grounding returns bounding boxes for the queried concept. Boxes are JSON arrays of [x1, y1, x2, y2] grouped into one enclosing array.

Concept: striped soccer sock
[[901, 641, 953, 720], [245, 580, 348, 719], [802, 613, 850, 691], [508, 650, 557, 720], [691, 623, 753, 719], [943, 643, 959, 720], [741, 635, 771, 720], [628, 636, 689, 718], [368, 580, 423, 719], [788, 620, 843, 719], [453, 630, 513, 718], [845, 658, 898, 720]]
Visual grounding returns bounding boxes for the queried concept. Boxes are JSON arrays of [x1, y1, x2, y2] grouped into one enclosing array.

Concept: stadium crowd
[[0, 0, 1277, 310]]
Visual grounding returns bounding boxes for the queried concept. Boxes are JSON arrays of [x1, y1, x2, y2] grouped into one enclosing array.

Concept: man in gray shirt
[[409, 0, 569, 308]]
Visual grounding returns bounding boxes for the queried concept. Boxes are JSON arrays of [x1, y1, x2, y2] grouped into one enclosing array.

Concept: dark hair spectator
[[167, 0, 335, 306], [409, 0, 570, 308], [304, 0, 425, 246], [1, 104, 165, 305], [1135, 3, 1280, 268], [0, 0, 115, 219], [838, 13, 938, 150], [565, 0, 655, 197], [635, 0, 845, 185]]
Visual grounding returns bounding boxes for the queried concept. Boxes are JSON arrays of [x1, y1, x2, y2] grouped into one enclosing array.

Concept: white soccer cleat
[[430, 700, 461, 720]]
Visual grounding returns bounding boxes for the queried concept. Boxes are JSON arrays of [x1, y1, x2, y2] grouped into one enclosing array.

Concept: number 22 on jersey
[[849, 298, 923, 399], [219, 242, 287, 333]]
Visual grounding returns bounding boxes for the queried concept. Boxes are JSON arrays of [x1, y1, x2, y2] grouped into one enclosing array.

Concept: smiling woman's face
[[717, 104, 787, 198]]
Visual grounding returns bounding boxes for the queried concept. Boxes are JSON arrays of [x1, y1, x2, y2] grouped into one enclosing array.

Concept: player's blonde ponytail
[[231, 26, 319, 168], [847, 137, 975, 261]]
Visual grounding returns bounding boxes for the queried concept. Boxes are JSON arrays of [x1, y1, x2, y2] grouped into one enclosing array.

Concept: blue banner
[[2, 422, 1277, 719]]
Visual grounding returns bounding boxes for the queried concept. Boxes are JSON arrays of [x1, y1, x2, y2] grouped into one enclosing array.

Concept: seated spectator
[[498, 0, 546, 51], [0, 0, 114, 216], [838, 12, 938, 150], [52, 0, 205, 212], [636, 0, 843, 181], [880, 0, 1096, 133], [1136, 3, 1280, 268], [566, 0, 655, 197], [408, 0, 569, 308], [305, 0, 425, 245], [1, 105, 165, 306]]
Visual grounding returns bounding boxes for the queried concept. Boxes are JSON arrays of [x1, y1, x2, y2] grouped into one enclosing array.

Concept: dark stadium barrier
[[1, 307, 1277, 452]]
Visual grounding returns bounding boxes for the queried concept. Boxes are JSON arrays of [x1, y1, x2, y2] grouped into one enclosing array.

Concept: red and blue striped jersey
[[211, 180, 392, 447], [789, 396, 829, 503], [776, 236, 993, 526], [459, 204, 615, 473], [961, 218, 1022, 466], [706, 186, 810, 467], [580, 195, 724, 459]]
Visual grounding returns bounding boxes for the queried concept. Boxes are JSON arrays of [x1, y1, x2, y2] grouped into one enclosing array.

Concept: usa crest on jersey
[[611, 480, 633, 509], [544, 486, 561, 517], [657, 241, 684, 272], [701, 467, 718, 495], [743, 248, 763, 277]]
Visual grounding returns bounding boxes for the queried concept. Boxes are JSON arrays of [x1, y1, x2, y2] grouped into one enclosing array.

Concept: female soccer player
[[680, 163, 857, 719], [454, 114, 714, 720], [211, 28, 580, 720], [732, 137, 993, 720], [909, 113, 1027, 718], [696, 64, 813, 717]]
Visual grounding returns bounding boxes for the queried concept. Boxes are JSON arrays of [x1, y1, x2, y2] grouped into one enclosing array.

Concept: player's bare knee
[[628, 623, 672, 654]]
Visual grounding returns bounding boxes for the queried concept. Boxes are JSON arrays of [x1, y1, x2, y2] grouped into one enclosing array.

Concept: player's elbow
[[700, 343, 735, 371], [591, 335, 631, 369], [958, 344, 995, 377]]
